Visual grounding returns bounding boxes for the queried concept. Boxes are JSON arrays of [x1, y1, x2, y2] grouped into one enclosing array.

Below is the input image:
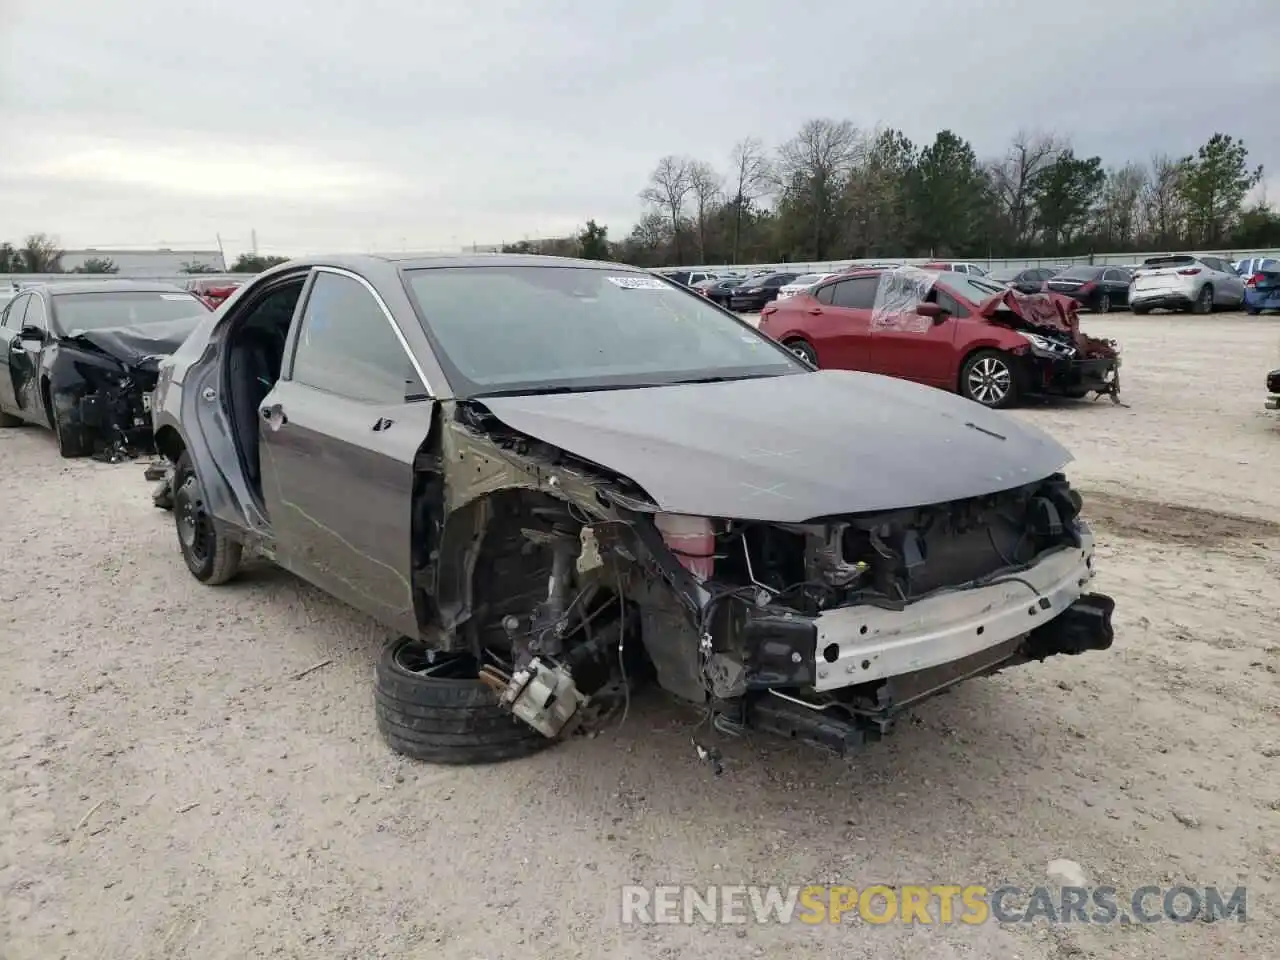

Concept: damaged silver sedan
[[150, 254, 1115, 764]]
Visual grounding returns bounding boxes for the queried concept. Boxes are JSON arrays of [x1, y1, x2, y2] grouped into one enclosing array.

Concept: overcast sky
[[2, 0, 1278, 259]]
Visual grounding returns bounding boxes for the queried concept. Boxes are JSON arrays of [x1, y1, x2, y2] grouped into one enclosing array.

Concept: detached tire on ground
[[374, 636, 552, 765]]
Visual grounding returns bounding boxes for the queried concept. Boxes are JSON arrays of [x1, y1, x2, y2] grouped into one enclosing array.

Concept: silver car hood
[[480, 370, 1072, 522]]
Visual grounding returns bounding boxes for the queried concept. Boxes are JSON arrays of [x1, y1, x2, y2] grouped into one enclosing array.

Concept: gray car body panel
[[481, 369, 1071, 523], [152, 252, 1072, 638]]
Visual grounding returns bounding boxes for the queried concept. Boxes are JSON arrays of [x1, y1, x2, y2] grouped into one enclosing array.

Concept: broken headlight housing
[[1020, 331, 1077, 359]]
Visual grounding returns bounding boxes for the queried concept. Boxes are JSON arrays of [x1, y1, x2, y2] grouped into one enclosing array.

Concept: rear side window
[[290, 271, 424, 403], [830, 276, 879, 309]]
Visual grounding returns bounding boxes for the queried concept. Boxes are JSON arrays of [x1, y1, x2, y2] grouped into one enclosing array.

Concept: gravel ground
[[2, 313, 1278, 960]]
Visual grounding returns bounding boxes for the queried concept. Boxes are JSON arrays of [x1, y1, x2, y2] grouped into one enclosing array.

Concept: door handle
[[260, 403, 287, 425], [807, 306, 823, 315]]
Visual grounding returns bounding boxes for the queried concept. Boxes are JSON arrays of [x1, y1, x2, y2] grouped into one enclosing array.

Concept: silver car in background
[[1130, 254, 1245, 314], [775, 272, 836, 301]]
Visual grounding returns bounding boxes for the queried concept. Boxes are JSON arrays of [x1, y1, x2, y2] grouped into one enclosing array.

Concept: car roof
[[22, 279, 192, 296], [265, 252, 645, 273]]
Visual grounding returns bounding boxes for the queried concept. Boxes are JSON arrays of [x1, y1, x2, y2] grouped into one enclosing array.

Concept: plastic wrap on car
[[870, 266, 937, 333]]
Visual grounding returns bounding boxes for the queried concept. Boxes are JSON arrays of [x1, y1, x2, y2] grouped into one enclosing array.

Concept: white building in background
[[59, 248, 226, 275]]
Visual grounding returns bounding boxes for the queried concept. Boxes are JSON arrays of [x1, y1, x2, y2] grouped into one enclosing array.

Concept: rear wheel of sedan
[[173, 450, 242, 584], [1193, 285, 1214, 314], [783, 338, 819, 367], [960, 350, 1019, 409], [373, 637, 551, 765], [1096, 292, 1112, 313]]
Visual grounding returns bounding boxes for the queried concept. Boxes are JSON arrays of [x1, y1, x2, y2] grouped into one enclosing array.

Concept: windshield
[[403, 266, 804, 397], [52, 291, 208, 333], [935, 274, 1008, 303]]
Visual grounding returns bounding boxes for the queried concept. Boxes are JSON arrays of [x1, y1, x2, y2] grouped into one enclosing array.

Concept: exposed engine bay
[[419, 401, 1115, 758], [53, 320, 200, 462]]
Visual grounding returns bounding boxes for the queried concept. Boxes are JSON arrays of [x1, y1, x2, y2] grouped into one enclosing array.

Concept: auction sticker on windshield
[[607, 276, 668, 290]]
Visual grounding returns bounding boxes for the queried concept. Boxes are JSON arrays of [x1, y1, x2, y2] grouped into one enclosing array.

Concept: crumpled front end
[[425, 401, 1115, 758], [50, 345, 165, 462], [53, 317, 201, 461], [633, 475, 1114, 754], [981, 288, 1122, 402]]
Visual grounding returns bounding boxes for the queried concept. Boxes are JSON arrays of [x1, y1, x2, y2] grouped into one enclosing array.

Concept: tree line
[[611, 125, 1280, 267], [8, 126, 1277, 275], [0, 235, 291, 275]]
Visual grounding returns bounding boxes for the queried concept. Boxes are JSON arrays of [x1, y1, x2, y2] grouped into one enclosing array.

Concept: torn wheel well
[[154, 425, 185, 463], [418, 487, 571, 652]]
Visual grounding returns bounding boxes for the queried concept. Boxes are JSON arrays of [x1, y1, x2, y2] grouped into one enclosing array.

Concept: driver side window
[[933, 289, 970, 318], [25, 296, 47, 329], [289, 271, 426, 404]]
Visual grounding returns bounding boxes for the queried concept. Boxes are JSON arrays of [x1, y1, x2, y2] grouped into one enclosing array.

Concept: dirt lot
[[2, 314, 1278, 960]]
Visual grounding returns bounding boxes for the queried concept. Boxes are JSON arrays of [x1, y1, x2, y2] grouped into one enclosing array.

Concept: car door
[[807, 276, 880, 371], [1215, 258, 1245, 304], [257, 267, 436, 636], [872, 286, 965, 386], [1102, 269, 1129, 306], [11, 293, 48, 414], [0, 293, 30, 415]]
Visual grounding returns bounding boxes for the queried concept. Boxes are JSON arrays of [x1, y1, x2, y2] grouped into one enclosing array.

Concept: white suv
[[1130, 255, 1245, 314]]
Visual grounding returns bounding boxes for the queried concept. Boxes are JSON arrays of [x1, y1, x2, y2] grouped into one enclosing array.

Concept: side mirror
[[915, 302, 946, 321], [20, 324, 46, 343]]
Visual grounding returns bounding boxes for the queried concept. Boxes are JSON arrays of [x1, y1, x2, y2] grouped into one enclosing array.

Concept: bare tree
[[727, 137, 772, 262], [776, 119, 865, 259], [988, 132, 1063, 251], [639, 155, 693, 262], [19, 233, 64, 273], [1139, 154, 1186, 247], [1096, 164, 1148, 249], [687, 161, 722, 262]]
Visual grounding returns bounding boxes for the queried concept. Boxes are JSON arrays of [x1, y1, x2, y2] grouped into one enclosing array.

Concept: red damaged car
[[184, 277, 244, 309], [758, 267, 1120, 409]]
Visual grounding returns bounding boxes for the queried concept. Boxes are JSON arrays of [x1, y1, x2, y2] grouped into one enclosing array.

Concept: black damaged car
[[150, 254, 1115, 765], [0, 281, 210, 458]]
